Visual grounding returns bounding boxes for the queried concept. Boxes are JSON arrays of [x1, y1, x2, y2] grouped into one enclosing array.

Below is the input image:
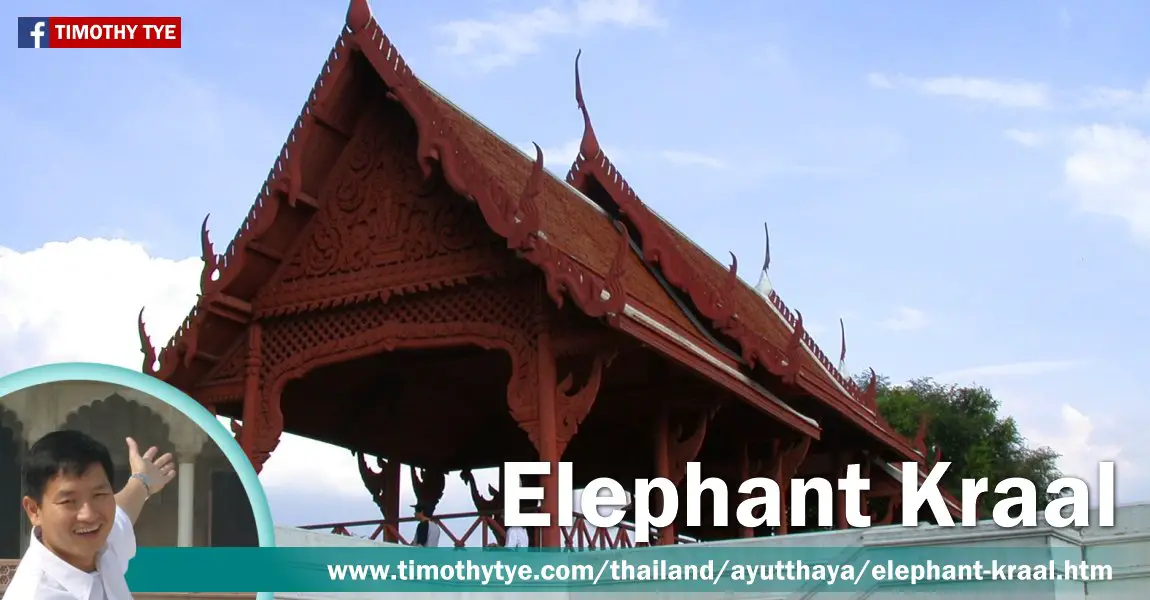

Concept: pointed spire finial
[[755, 222, 773, 296], [762, 221, 771, 272], [572, 49, 600, 161], [838, 318, 847, 371]]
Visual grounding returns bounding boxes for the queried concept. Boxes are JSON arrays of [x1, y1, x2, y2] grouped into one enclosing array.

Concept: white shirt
[[504, 526, 529, 548], [421, 521, 442, 547], [5, 506, 137, 600]]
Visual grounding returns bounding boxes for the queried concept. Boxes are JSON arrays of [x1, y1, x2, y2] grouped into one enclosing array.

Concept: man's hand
[[126, 437, 177, 495]]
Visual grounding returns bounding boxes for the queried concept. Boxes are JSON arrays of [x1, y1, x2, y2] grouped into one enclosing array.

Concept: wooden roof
[[139, 0, 949, 473]]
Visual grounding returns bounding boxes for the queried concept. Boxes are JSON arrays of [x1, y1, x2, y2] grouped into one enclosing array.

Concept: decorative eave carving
[[567, 55, 927, 463], [860, 368, 879, 412], [566, 52, 738, 329], [555, 350, 615, 452], [750, 436, 811, 482], [780, 310, 806, 386], [200, 214, 221, 294], [666, 406, 720, 484], [411, 465, 447, 509], [344, 0, 627, 323], [357, 451, 396, 519], [138, 306, 197, 379], [460, 469, 502, 514], [144, 27, 354, 383], [912, 412, 943, 467]]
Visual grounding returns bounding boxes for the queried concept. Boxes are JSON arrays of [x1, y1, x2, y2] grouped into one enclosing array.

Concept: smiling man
[[5, 430, 177, 599]]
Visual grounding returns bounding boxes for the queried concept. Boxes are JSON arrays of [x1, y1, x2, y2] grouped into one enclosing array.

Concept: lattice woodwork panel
[[255, 95, 519, 317], [260, 281, 536, 371]]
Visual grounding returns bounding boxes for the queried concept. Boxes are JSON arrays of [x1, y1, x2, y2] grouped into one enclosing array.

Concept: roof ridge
[[139, 27, 358, 380], [561, 53, 927, 460], [342, 0, 635, 325]]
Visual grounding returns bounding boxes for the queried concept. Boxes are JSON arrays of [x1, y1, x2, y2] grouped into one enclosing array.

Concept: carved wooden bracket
[[911, 413, 942, 467], [877, 495, 902, 525], [137, 308, 183, 379], [230, 323, 281, 474], [460, 468, 502, 514], [357, 452, 397, 520], [200, 214, 222, 295], [769, 436, 811, 534], [860, 368, 879, 412], [780, 311, 807, 386], [751, 436, 811, 482], [666, 405, 720, 484], [411, 465, 447, 512], [555, 350, 615, 456]]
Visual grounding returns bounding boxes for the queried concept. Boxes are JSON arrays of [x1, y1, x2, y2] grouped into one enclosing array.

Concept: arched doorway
[[63, 394, 173, 547], [0, 408, 23, 558]]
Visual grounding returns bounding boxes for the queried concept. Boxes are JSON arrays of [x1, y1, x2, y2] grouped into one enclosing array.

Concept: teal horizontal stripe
[[126, 546, 1103, 593]]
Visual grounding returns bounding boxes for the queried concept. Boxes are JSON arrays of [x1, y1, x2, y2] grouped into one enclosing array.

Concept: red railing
[[300, 510, 696, 550]]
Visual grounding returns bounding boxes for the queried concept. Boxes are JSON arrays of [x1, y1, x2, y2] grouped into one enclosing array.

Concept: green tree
[[858, 374, 1063, 514]]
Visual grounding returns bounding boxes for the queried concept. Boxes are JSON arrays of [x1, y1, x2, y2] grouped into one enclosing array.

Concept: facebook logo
[[17, 17, 50, 48]]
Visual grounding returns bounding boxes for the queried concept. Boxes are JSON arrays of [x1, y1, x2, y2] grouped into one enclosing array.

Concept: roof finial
[[347, 0, 373, 32], [838, 318, 847, 373], [754, 222, 773, 296], [572, 49, 601, 161]]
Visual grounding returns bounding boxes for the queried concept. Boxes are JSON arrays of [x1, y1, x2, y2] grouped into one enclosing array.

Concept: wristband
[[131, 473, 153, 498]]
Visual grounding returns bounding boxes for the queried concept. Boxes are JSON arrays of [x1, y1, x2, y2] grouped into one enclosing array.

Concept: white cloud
[[0, 239, 394, 527], [1079, 81, 1150, 114], [934, 360, 1084, 383], [1064, 124, 1150, 239], [868, 73, 1050, 108], [1004, 128, 1043, 147], [0, 238, 621, 541], [978, 387, 1141, 502], [436, 0, 665, 71], [1026, 405, 1132, 493], [0, 238, 200, 374], [878, 307, 928, 332], [660, 150, 728, 170]]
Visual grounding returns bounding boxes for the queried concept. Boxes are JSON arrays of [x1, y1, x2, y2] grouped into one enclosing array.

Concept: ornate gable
[[254, 94, 522, 317]]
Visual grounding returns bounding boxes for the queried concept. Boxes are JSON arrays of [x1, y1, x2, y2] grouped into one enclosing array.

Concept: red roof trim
[[139, 0, 822, 440], [563, 53, 928, 465]]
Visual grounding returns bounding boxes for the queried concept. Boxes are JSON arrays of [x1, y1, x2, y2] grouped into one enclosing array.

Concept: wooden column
[[738, 443, 755, 538], [834, 452, 848, 530], [383, 460, 401, 542], [771, 436, 811, 536], [654, 408, 675, 545], [536, 329, 562, 548], [232, 322, 281, 474]]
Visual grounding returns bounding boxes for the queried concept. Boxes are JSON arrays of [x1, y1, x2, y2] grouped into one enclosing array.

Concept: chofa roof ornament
[[754, 222, 773, 297], [838, 318, 847, 374]]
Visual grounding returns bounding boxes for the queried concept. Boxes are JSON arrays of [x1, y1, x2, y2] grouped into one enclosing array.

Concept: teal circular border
[[0, 362, 276, 600]]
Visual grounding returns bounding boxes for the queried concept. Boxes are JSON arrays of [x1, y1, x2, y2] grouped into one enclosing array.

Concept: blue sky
[[2, 0, 1148, 532]]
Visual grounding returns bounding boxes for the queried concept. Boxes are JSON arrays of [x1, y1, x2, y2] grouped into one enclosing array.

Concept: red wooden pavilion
[[137, 0, 958, 548]]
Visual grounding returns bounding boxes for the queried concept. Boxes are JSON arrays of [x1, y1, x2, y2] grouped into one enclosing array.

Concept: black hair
[[23, 430, 114, 502]]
